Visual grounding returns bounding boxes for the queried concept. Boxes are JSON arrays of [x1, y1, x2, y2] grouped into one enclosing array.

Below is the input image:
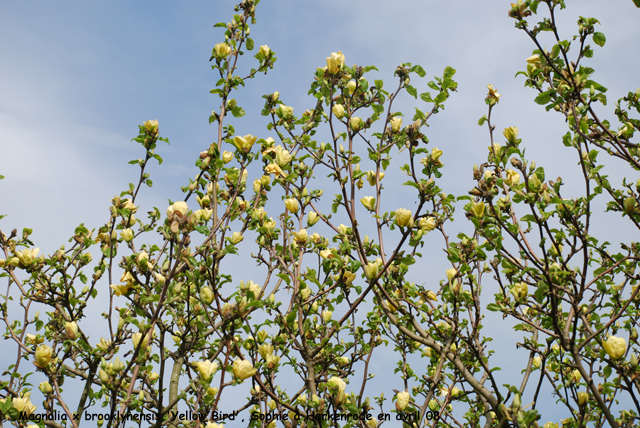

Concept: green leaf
[[534, 92, 552, 105], [593, 32, 606, 47], [634, 0, 640, 7], [420, 92, 433, 103], [374, 79, 384, 90], [410, 64, 426, 77], [406, 85, 417, 99], [487, 303, 501, 312], [603, 365, 612, 378], [231, 107, 245, 118], [246, 38, 254, 51], [434, 91, 448, 105], [478, 115, 488, 126]]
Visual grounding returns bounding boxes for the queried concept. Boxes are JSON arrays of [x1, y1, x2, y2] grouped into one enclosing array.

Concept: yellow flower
[[232, 359, 256, 381], [446, 268, 457, 281], [275, 145, 292, 166], [292, 229, 308, 245], [15, 248, 40, 267], [265, 353, 280, 369], [39, 381, 53, 394], [571, 369, 582, 383], [284, 198, 300, 213], [258, 45, 271, 57], [332, 103, 345, 119], [265, 163, 286, 178], [326, 51, 345, 74], [431, 147, 443, 162], [366, 417, 378, 428], [307, 211, 320, 226], [395, 208, 414, 228], [121, 228, 134, 242], [366, 171, 385, 186], [390, 117, 402, 133], [395, 391, 410, 411], [110, 283, 133, 297], [34, 344, 52, 369], [346, 80, 357, 95], [278, 105, 294, 120], [12, 395, 37, 416], [143, 119, 159, 134], [132, 332, 150, 352], [364, 261, 379, 281], [487, 84, 501, 103], [167, 201, 189, 218], [95, 337, 111, 351], [505, 169, 520, 186], [526, 54, 540, 66], [602, 335, 626, 360], [532, 356, 541, 368], [233, 134, 257, 153], [230, 232, 244, 245], [418, 217, 436, 232], [222, 151, 234, 163], [342, 271, 356, 285], [503, 126, 519, 144], [360, 196, 376, 211], [510, 282, 528, 300], [350, 116, 363, 132], [322, 310, 333, 322], [64, 321, 79, 340], [471, 201, 486, 218], [577, 391, 588, 406], [213, 42, 232, 59], [195, 208, 213, 222], [200, 287, 214, 305], [193, 360, 218, 382]]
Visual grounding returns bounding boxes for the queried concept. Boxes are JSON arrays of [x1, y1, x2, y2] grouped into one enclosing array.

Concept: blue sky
[[1, 0, 639, 424]]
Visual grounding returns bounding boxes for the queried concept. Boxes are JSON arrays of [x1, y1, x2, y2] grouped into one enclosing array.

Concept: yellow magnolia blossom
[[292, 229, 308, 244], [503, 126, 519, 144], [284, 198, 300, 213], [274, 145, 292, 166], [143, 119, 159, 134], [418, 217, 436, 232], [232, 359, 256, 381], [222, 151, 234, 163], [258, 45, 271, 57], [446, 268, 457, 281], [121, 228, 134, 242], [360, 196, 376, 211], [326, 51, 345, 74], [193, 360, 218, 382], [395, 391, 410, 411], [602, 335, 626, 359], [505, 169, 520, 186], [390, 116, 402, 133], [487, 84, 501, 103], [395, 208, 414, 228], [471, 201, 486, 218], [229, 232, 244, 245], [278, 105, 294, 120], [233, 134, 258, 153], [34, 344, 53, 369], [265, 163, 286, 177], [366, 170, 385, 186], [350, 116, 363, 132], [200, 287, 214, 305], [578, 391, 588, 406], [12, 395, 37, 416], [342, 271, 356, 285], [322, 310, 333, 323], [214, 42, 232, 58], [346, 80, 357, 95], [15, 248, 40, 267], [511, 282, 528, 300], [64, 321, 79, 340], [332, 103, 345, 119], [167, 201, 189, 218]]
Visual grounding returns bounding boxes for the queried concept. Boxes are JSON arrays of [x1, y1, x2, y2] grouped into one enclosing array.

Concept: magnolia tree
[[2, 0, 640, 427]]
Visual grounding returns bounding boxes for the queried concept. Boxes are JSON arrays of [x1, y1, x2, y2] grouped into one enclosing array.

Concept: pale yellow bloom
[[121, 228, 134, 242], [396, 391, 410, 411], [350, 116, 363, 132], [322, 310, 333, 323], [446, 268, 457, 281], [503, 126, 519, 144], [418, 217, 436, 232], [230, 232, 244, 245], [278, 105, 294, 120], [471, 201, 486, 218], [292, 229, 308, 244], [233, 134, 258, 153], [332, 103, 345, 119], [214, 42, 232, 58], [602, 335, 626, 360], [390, 117, 402, 133], [193, 360, 218, 382], [361, 196, 376, 211], [222, 151, 234, 163], [346, 80, 357, 95], [143, 119, 159, 134], [166, 201, 189, 218], [35, 344, 52, 369], [395, 208, 414, 228], [577, 391, 588, 406], [259, 45, 271, 57], [505, 169, 520, 186], [284, 198, 300, 213], [64, 321, 79, 340], [511, 282, 528, 300], [233, 359, 256, 381], [326, 51, 345, 74]]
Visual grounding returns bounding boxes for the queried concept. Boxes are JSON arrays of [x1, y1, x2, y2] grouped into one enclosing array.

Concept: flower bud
[[390, 117, 402, 133], [578, 391, 588, 406], [222, 151, 234, 164], [350, 116, 363, 132], [602, 335, 626, 359], [39, 381, 53, 394], [322, 310, 332, 323], [232, 359, 256, 381], [360, 196, 376, 211], [64, 321, 79, 340], [332, 104, 345, 119], [35, 344, 53, 369], [213, 42, 232, 59], [284, 198, 300, 213], [233, 134, 258, 154], [395, 391, 410, 411], [395, 208, 414, 228], [259, 45, 271, 57], [121, 228, 134, 242], [230, 232, 244, 245], [307, 211, 320, 226], [200, 287, 214, 305], [471, 201, 486, 218]]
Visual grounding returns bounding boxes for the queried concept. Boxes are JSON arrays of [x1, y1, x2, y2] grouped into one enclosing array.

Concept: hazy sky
[[1, 0, 639, 423]]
